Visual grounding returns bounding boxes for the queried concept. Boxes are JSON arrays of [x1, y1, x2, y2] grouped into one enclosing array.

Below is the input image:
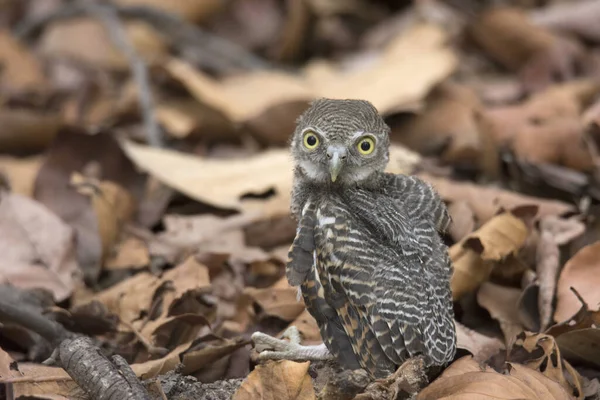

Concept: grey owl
[[254, 98, 456, 379]]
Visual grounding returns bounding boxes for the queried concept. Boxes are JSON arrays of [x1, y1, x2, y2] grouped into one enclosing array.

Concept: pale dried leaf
[[122, 142, 419, 218], [0, 29, 47, 90], [233, 360, 316, 400], [421, 173, 574, 224], [477, 282, 524, 348], [450, 212, 528, 300], [418, 356, 571, 400], [2, 362, 82, 399], [245, 282, 305, 322], [0, 155, 44, 197], [40, 19, 167, 70], [455, 321, 504, 362], [555, 242, 600, 323], [556, 328, 600, 369], [536, 229, 560, 330], [105, 236, 150, 270], [510, 332, 584, 399], [166, 23, 455, 121], [0, 191, 80, 302], [131, 342, 192, 379]]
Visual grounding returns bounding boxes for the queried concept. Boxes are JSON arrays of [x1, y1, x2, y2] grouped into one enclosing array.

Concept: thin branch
[[78, 0, 163, 148]]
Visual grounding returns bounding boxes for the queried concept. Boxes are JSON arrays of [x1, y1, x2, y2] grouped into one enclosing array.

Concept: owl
[[252, 98, 456, 379]]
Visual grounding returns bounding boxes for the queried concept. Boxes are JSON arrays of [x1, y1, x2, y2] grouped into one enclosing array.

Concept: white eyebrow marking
[[350, 131, 366, 140]]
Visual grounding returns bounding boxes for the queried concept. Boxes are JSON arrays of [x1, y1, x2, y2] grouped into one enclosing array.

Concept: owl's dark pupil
[[361, 141, 371, 151], [307, 135, 317, 146]]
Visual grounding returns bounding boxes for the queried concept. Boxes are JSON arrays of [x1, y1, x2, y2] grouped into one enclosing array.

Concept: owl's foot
[[251, 326, 333, 362]]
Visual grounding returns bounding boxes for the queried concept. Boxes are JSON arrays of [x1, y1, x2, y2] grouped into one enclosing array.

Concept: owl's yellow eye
[[303, 132, 319, 150], [357, 137, 375, 155]]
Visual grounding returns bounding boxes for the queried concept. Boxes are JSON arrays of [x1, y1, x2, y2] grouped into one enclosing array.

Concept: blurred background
[[2, 0, 600, 399]]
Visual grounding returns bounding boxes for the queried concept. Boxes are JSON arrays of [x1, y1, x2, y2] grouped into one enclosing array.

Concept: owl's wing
[[382, 173, 451, 234], [335, 191, 450, 366], [318, 197, 432, 376], [286, 201, 317, 286]]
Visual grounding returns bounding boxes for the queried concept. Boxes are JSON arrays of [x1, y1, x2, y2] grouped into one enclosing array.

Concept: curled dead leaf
[[477, 282, 524, 348], [554, 242, 600, 324], [391, 82, 499, 177], [509, 332, 583, 399], [450, 211, 528, 300], [0, 191, 79, 302], [34, 127, 145, 282], [122, 141, 419, 221], [420, 173, 573, 225], [0, 29, 47, 91], [233, 360, 316, 400], [417, 356, 572, 400], [245, 277, 305, 322], [455, 320, 504, 363]]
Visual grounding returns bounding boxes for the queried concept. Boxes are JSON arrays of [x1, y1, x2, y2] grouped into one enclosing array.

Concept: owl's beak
[[327, 146, 345, 182]]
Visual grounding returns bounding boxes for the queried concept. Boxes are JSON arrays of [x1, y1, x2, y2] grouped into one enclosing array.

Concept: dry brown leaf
[[530, 0, 600, 43], [71, 174, 137, 268], [470, 7, 555, 71], [447, 201, 476, 242], [287, 309, 322, 345], [420, 173, 573, 224], [1, 360, 82, 399], [488, 80, 600, 171], [0, 191, 79, 302], [0, 109, 63, 154], [554, 242, 600, 323], [182, 334, 249, 375], [138, 256, 212, 340], [131, 341, 192, 379], [34, 127, 145, 282], [0, 29, 47, 91], [92, 271, 161, 324], [417, 356, 572, 400], [105, 236, 150, 270], [0, 155, 44, 197], [245, 277, 305, 322], [233, 360, 316, 400], [115, 0, 224, 22], [455, 320, 504, 363], [155, 98, 237, 141], [556, 328, 600, 369], [536, 227, 560, 330], [450, 211, 529, 300], [469, 7, 586, 92], [165, 23, 455, 139], [123, 141, 420, 219], [392, 82, 499, 177], [546, 304, 600, 369], [40, 18, 167, 70], [509, 332, 583, 399], [477, 282, 524, 348]]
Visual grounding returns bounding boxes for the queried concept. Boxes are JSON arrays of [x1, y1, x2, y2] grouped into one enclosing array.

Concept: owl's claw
[[251, 326, 332, 362]]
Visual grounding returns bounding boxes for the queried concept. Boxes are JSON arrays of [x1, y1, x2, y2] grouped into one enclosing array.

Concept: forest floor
[[1, 0, 600, 399]]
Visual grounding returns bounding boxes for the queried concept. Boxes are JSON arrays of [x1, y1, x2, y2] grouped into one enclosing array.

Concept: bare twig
[[78, 0, 163, 148], [0, 286, 150, 400], [0, 286, 72, 347]]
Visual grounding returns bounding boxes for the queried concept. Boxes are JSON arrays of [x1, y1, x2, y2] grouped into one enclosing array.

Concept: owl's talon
[[280, 326, 301, 344], [251, 328, 332, 362]]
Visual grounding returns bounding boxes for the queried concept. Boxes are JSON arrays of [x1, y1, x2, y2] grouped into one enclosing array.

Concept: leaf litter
[[0, 0, 600, 399]]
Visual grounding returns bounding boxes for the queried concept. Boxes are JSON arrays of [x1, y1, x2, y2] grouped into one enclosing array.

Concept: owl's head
[[291, 98, 390, 185]]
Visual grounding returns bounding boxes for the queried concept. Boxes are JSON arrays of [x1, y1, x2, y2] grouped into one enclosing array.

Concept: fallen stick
[[0, 285, 150, 400]]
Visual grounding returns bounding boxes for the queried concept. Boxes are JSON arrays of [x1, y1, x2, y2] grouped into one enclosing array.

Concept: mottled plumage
[[287, 98, 456, 379]]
